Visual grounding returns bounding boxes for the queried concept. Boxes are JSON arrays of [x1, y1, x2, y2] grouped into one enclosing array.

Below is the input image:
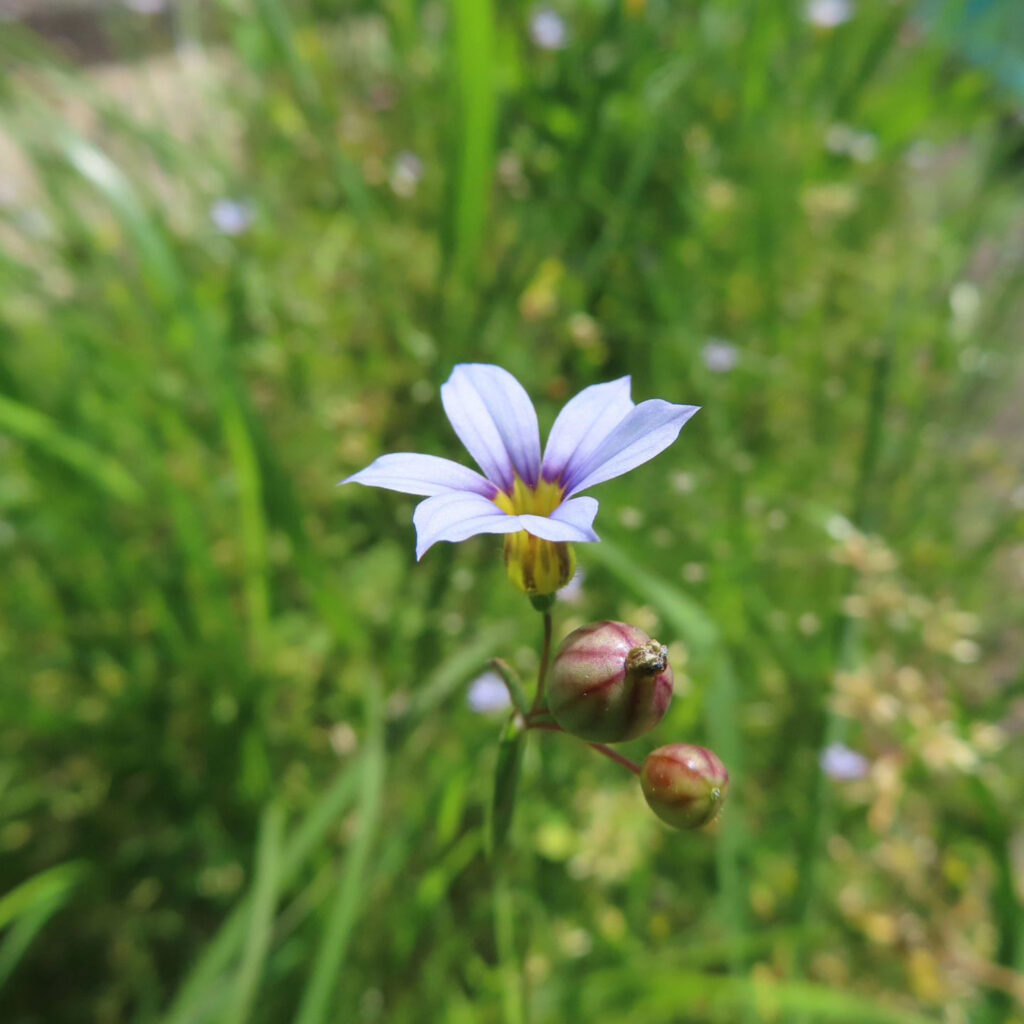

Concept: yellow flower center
[[492, 477, 564, 517], [493, 478, 576, 596]]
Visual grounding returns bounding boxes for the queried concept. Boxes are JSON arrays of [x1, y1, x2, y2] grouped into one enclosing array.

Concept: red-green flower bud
[[547, 621, 673, 743], [641, 744, 729, 829]]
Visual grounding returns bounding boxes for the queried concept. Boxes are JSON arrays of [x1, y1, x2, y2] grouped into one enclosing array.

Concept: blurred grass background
[[1, 0, 1023, 1022]]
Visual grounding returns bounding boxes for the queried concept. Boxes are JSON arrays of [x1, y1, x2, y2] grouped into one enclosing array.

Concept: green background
[[1, 1, 1022, 1022]]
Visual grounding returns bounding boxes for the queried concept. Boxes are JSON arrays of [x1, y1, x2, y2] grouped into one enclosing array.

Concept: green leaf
[[0, 862, 86, 992], [488, 714, 525, 858], [163, 767, 361, 1024], [489, 658, 530, 717], [0, 395, 143, 505], [447, 0, 497, 280], [294, 682, 386, 1024]]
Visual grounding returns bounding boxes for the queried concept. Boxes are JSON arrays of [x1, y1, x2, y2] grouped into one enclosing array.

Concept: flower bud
[[640, 744, 729, 829], [547, 621, 673, 743]]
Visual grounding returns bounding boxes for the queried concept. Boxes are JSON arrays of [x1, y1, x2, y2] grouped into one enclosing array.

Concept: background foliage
[[1, 1, 1023, 1022]]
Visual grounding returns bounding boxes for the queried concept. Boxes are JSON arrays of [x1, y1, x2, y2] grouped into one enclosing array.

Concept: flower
[[466, 671, 513, 714], [210, 198, 252, 236], [342, 364, 698, 595], [702, 340, 739, 374], [390, 151, 424, 198], [530, 9, 569, 51], [820, 742, 869, 781], [805, 0, 853, 29]]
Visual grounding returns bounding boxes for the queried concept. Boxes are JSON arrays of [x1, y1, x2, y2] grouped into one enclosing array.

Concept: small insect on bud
[[641, 744, 729, 829], [546, 621, 673, 743]]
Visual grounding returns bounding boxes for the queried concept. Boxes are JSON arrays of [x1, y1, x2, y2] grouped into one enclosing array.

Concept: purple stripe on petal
[[412, 491, 522, 560], [520, 496, 600, 543], [542, 377, 634, 484], [440, 364, 542, 491], [342, 453, 498, 497], [564, 400, 700, 496]]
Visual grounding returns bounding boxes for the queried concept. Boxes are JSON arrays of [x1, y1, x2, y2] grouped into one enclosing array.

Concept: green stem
[[493, 870, 526, 1024], [530, 610, 553, 715]]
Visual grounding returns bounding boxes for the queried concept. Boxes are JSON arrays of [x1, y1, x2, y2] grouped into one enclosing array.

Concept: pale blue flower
[[467, 671, 512, 714], [820, 742, 869, 781], [530, 9, 569, 51], [210, 198, 252, 236], [806, 0, 853, 28], [342, 364, 698, 586], [702, 340, 739, 374]]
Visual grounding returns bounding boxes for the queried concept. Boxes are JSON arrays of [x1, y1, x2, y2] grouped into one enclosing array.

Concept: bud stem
[[525, 717, 642, 776], [587, 743, 642, 776]]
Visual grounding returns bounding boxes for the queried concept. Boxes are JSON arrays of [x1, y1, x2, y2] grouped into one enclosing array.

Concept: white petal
[[342, 453, 497, 497], [440, 364, 542, 492], [519, 496, 600, 543], [541, 377, 635, 484], [412, 491, 522, 560], [564, 400, 700, 496]]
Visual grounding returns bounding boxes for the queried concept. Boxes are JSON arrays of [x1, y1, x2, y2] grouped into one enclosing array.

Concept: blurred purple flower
[[702, 340, 739, 374], [820, 742, 869, 781], [342, 363, 698, 561], [210, 199, 253, 237], [530, 9, 569, 50], [467, 671, 512, 714], [806, 0, 853, 28]]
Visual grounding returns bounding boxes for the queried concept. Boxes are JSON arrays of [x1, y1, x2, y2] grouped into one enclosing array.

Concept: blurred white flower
[[949, 281, 980, 339], [820, 742, 869, 781], [467, 671, 512, 714], [530, 9, 569, 50], [825, 123, 877, 163], [806, 0, 853, 28], [390, 151, 424, 198], [123, 0, 167, 13], [702, 340, 739, 374], [210, 199, 253, 236]]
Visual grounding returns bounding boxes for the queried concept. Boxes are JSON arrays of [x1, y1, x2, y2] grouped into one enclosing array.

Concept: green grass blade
[[293, 682, 385, 1024], [164, 767, 361, 1024], [0, 394, 143, 505], [224, 801, 286, 1024], [492, 872, 525, 1024], [584, 967, 942, 1024], [0, 863, 86, 991], [447, 0, 497, 281], [487, 714, 525, 858], [586, 539, 720, 654]]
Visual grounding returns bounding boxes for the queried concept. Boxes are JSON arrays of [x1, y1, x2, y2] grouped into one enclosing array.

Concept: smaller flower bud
[[641, 745, 729, 829], [547, 621, 673, 743]]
